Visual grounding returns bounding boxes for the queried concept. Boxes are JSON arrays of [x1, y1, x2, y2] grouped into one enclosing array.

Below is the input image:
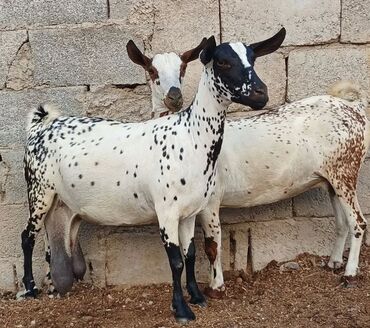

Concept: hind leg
[[18, 190, 56, 299], [198, 208, 225, 299], [328, 188, 349, 269], [43, 233, 57, 295], [330, 187, 367, 284]]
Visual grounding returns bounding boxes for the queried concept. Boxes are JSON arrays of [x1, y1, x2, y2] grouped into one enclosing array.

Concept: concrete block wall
[[0, 0, 369, 291]]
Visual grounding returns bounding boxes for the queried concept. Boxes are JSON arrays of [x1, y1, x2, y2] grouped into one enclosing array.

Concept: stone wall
[[0, 0, 369, 291]]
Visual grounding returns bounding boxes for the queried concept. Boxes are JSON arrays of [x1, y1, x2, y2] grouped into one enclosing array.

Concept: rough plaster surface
[[221, 0, 340, 46], [0, 30, 28, 89], [0, 0, 369, 291], [6, 42, 34, 91], [84, 85, 152, 123]]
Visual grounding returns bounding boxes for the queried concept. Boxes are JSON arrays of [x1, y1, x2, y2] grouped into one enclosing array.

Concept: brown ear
[[126, 40, 152, 68], [180, 37, 208, 64]]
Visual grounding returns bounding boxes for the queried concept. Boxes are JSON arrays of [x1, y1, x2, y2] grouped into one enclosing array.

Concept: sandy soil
[[1, 246, 370, 328]]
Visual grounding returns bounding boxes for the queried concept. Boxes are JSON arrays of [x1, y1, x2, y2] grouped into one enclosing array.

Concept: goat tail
[[328, 80, 367, 106], [26, 103, 61, 133]]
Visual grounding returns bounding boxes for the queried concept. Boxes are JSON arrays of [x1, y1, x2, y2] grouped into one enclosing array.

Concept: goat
[[198, 80, 370, 298], [20, 32, 284, 323], [35, 38, 208, 297]]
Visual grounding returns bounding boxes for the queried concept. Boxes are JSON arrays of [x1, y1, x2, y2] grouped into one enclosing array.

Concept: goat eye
[[216, 60, 231, 69]]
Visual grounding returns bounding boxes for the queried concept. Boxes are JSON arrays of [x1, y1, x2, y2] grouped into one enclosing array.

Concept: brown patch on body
[[204, 237, 218, 265]]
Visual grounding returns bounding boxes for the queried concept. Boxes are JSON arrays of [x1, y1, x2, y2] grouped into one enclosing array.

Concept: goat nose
[[254, 85, 266, 95], [167, 87, 182, 102]]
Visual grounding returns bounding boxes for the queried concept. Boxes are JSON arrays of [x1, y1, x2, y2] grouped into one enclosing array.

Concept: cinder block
[[221, 199, 292, 224], [0, 0, 107, 30], [0, 150, 27, 205], [0, 30, 28, 88], [0, 256, 45, 292], [0, 87, 87, 147], [110, 0, 155, 42], [151, 0, 219, 53], [78, 222, 108, 287], [105, 227, 172, 286], [29, 26, 146, 86], [249, 217, 336, 271], [233, 227, 249, 272], [84, 85, 152, 123], [293, 188, 333, 218], [287, 46, 369, 102], [0, 204, 44, 259], [220, 0, 340, 46], [103, 225, 229, 287], [341, 0, 370, 43]]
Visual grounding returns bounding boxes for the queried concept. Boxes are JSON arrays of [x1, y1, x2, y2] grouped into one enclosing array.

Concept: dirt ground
[[1, 247, 370, 328]]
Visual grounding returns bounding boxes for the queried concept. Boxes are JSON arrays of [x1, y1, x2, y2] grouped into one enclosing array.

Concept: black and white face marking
[[213, 43, 268, 109], [200, 28, 286, 110]]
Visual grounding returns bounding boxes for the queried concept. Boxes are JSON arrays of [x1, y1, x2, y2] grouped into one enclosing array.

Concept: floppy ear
[[180, 37, 208, 63], [249, 27, 286, 58], [200, 36, 217, 65], [126, 40, 152, 68]]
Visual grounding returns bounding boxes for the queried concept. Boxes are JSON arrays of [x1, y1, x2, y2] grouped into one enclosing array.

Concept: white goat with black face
[[21, 34, 283, 323], [126, 30, 369, 297]]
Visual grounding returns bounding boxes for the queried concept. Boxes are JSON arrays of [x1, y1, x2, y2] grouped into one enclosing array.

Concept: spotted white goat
[[21, 33, 284, 323], [136, 43, 369, 296], [36, 38, 208, 296], [198, 80, 370, 297]]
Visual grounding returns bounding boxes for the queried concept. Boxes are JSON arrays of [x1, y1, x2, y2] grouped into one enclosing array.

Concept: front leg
[[179, 216, 206, 307], [198, 208, 225, 299], [159, 216, 195, 324]]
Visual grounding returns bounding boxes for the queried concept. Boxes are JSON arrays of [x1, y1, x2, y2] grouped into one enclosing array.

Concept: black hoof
[[187, 283, 206, 307], [341, 275, 357, 288], [172, 300, 196, 323], [189, 294, 207, 307], [16, 286, 39, 300]]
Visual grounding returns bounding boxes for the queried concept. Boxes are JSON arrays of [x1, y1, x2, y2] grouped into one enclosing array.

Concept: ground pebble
[[280, 261, 300, 271]]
